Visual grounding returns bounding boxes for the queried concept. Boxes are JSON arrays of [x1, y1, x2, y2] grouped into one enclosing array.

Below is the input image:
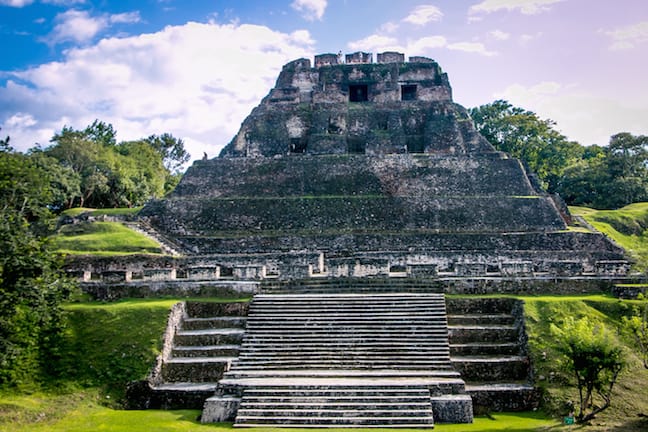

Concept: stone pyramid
[[141, 51, 626, 282]]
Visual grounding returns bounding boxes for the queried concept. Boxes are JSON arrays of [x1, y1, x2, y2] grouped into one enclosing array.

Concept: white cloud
[[447, 41, 497, 56], [291, 0, 327, 21], [406, 36, 447, 54], [520, 32, 543, 43], [0, 0, 33, 6], [603, 21, 648, 50], [0, 0, 85, 6], [490, 29, 510, 40], [403, 5, 443, 25], [47, 9, 107, 44], [348, 34, 401, 53], [469, 0, 564, 15], [44, 9, 142, 45], [494, 82, 648, 146], [380, 22, 399, 34], [109, 11, 141, 25], [0, 22, 314, 159]]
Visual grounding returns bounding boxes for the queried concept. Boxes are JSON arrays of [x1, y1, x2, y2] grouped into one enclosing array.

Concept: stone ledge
[[430, 394, 473, 423]]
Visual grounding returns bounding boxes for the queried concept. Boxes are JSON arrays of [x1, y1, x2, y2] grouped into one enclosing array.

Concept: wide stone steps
[[172, 344, 241, 357], [234, 385, 434, 428], [261, 279, 443, 295]]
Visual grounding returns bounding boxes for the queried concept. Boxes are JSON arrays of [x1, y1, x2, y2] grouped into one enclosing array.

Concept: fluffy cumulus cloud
[[291, 0, 327, 21], [0, 22, 314, 158], [495, 82, 648, 146], [0, 0, 85, 6], [603, 21, 648, 50], [403, 5, 443, 25], [489, 29, 510, 40], [447, 41, 497, 56], [44, 9, 140, 45], [469, 0, 565, 15]]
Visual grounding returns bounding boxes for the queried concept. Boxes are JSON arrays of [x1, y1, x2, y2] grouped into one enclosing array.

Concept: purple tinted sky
[[0, 0, 647, 159]]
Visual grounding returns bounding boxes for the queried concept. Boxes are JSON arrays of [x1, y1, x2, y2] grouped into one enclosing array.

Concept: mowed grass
[[54, 221, 163, 255], [61, 207, 143, 218], [570, 203, 648, 269]]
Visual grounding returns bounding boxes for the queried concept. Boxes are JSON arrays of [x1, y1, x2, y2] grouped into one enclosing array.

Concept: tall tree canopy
[[45, 121, 188, 208], [470, 100, 648, 209], [469, 100, 583, 193], [0, 136, 76, 386]]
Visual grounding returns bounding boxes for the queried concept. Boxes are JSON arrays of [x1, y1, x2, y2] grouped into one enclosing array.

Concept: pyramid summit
[[139, 51, 627, 282]]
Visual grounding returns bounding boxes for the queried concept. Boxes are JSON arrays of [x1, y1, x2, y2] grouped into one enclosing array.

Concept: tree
[[0, 141, 76, 386], [46, 122, 181, 208], [551, 317, 625, 423], [144, 133, 190, 177], [622, 300, 648, 370], [469, 100, 583, 193]]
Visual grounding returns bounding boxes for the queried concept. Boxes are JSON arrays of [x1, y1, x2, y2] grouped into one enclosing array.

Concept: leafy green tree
[[0, 140, 76, 386], [469, 100, 583, 193], [144, 133, 190, 174], [46, 122, 184, 208], [551, 317, 625, 423], [622, 300, 648, 370]]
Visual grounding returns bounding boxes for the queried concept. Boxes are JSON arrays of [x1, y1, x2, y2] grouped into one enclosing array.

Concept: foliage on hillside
[[524, 296, 648, 430], [54, 222, 162, 256], [570, 203, 648, 270], [470, 101, 648, 209], [0, 138, 77, 389]]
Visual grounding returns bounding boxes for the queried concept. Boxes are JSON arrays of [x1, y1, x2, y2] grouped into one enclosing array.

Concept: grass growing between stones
[[54, 221, 163, 255], [570, 203, 648, 269]]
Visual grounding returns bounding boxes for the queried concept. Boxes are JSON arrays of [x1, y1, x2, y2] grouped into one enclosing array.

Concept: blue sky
[[1, 0, 647, 160]]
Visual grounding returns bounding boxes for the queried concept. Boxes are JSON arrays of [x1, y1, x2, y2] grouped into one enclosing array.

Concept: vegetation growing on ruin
[[571, 203, 648, 269], [54, 222, 163, 256]]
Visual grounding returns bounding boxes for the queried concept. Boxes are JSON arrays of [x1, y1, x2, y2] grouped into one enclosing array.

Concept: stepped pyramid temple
[[74, 52, 631, 426]]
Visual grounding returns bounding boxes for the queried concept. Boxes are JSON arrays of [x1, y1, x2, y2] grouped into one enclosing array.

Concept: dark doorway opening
[[401, 84, 417, 101], [347, 136, 366, 154], [349, 84, 369, 102]]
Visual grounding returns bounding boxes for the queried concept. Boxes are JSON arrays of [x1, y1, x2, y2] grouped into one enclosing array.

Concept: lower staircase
[[446, 298, 539, 412], [130, 301, 248, 409], [203, 292, 472, 427]]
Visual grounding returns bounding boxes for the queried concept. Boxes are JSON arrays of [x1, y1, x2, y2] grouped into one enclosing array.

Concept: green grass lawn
[[61, 207, 143, 218], [54, 221, 163, 255], [570, 203, 648, 269]]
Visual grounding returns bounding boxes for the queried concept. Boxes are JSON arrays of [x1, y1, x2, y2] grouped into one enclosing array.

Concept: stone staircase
[[262, 278, 443, 294], [446, 298, 539, 412], [203, 293, 472, 426], [235, 384, 435, 427], [134, 301, 248, 409]]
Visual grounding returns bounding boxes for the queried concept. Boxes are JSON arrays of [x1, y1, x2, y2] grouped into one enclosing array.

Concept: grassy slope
[[523, 295, 648, 431], [54, 221, 163, 255], [570, 203, 648, 270]]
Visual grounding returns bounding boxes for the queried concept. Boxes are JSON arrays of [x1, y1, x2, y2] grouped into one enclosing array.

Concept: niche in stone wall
[[401, 84, 417, 101], [349, 84, 368, 102]]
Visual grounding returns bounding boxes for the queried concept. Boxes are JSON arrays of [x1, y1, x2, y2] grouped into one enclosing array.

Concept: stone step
[[234, 417, 435, 427], [161, 357, 236, 382], [450, 342, 519, 356], [238, 349, 450, 356], [182, 316, 247, 330], [446, 314, 514, 325], [186, 301, 249, 318], [147, 382, 219, 410], [234, 384, 435, 427], [466, 383, 539, 412], [172, 344, 241, 357], [451, 356, 530, 382], [445, 298, 518, 315], [174, 328, 245, 346], [242, 330, 449, 336], [447, 325, 518, 343]]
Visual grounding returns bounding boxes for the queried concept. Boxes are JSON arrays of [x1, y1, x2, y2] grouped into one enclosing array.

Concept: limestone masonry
[[132, 51, 627, 282]]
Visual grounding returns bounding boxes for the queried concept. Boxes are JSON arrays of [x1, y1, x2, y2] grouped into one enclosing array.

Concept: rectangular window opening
[[401, 84, 417, 101], [349, 84, 368, 102]]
